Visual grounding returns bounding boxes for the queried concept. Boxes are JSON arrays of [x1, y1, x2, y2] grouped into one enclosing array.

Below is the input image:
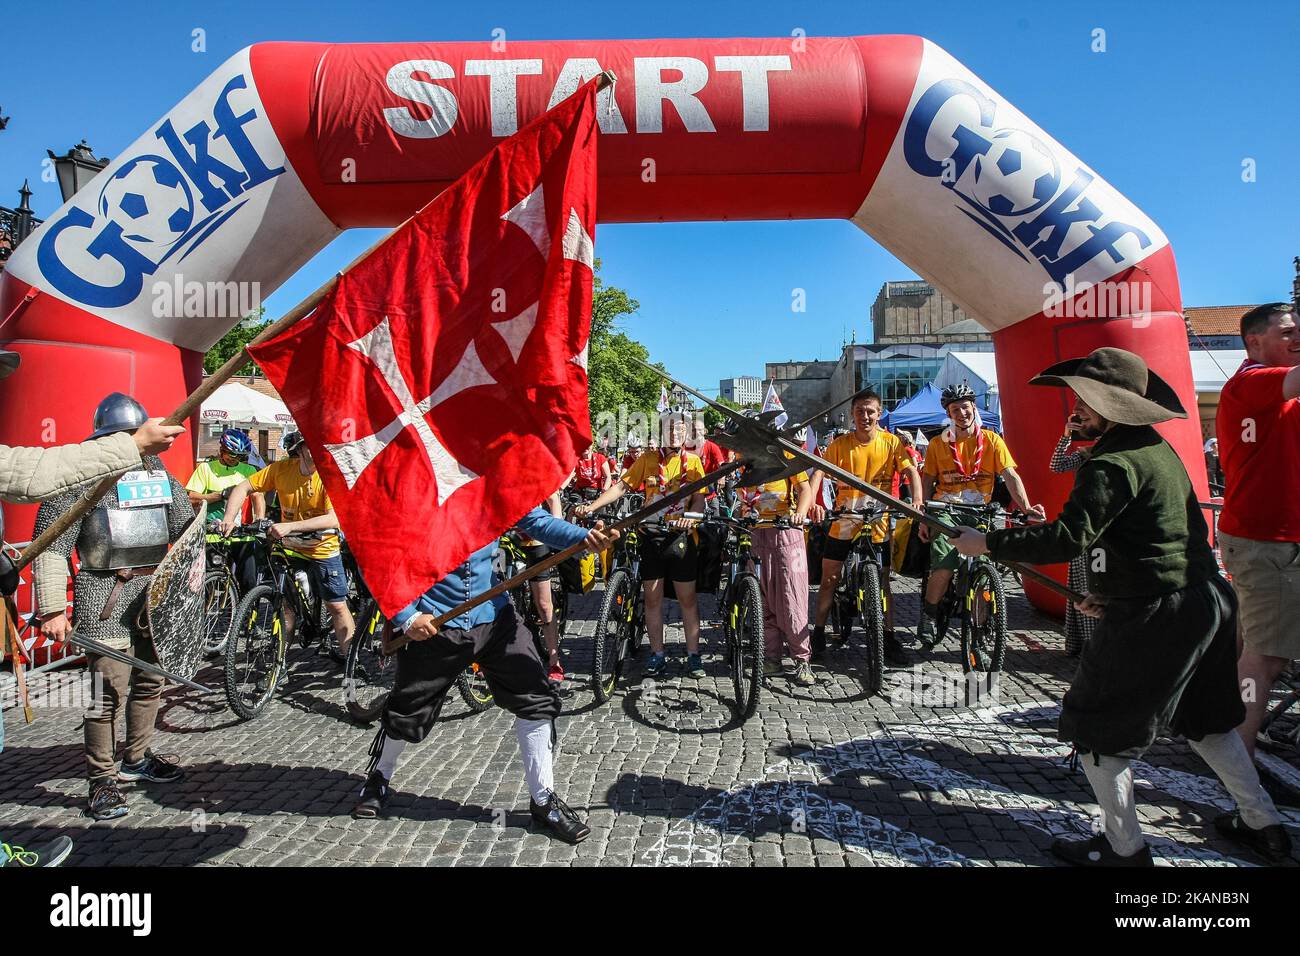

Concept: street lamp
[[46, 140, 109, 202]]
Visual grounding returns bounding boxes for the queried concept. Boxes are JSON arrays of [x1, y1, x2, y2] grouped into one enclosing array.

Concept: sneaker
[[86, 780, 129, 821], [547, 660, 566, 684], [2, 836, 73, 868], [644, 652, 667, 678], [792, 661, 817, 686], [1050, 834, 1153, 867], [118, 751, 185, 784], [916, 614, 940, 649], [351, 770, 391, 820], [530, 791, 591, 844], [1213, 811, 1293, 863], [763, 659, 783, 678], [685, 653, 706, 679], [883, 632, 910, 667]]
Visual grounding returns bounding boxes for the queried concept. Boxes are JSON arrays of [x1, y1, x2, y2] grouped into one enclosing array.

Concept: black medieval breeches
[[381, 603, 559, 743]]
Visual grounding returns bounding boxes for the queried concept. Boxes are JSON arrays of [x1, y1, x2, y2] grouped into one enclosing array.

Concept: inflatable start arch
[[0, 36, 1203, 612]]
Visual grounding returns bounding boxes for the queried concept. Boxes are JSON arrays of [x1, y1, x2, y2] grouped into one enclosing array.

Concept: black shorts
[[524, 543, 554, 581], [822, 535, 888, 568], [638, 529, 699, 583]]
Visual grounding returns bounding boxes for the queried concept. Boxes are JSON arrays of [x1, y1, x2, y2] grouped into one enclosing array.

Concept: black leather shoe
[[351, 771, 390, 819], [1214, 811, 1293, 863], [810, 628, 827, 662], [530, 792, 591, 844], [1051, 834, 1153, 867]]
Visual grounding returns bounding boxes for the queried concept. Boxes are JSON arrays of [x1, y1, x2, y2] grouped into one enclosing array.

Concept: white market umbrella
[[200, 381, 295, 429]]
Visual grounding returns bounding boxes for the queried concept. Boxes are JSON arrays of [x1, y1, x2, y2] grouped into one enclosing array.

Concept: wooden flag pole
[[14, 72, 619, 576]]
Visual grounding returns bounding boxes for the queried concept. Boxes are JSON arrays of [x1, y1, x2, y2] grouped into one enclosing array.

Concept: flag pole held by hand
[[381, 457, 745, 654]]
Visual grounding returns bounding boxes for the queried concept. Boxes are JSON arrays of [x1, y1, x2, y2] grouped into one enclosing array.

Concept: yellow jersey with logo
[[248, 459, 340, 559], [739, 472, 809, 520], [823, 430, 913, 543], [621, 449, 705, 515], [922, 428, 1014, 504]]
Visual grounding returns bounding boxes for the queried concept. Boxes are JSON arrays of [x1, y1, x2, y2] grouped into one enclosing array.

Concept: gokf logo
[[902, 78, 1152, 285], [38, 73, 284, 309]]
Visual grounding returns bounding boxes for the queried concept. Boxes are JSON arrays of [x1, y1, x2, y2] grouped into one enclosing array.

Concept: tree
[[586, 259, 662, 446], [203, 307, 268, 377], [702, 397, 759, 430]]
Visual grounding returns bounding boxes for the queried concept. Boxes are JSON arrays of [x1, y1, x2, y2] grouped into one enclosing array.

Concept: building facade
[[765, 360, 835, 425], [718, 376, 764, 406], [871, 280, 991, 346]]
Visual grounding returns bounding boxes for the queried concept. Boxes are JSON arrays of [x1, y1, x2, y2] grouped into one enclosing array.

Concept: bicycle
[[591, 517, 647, 704], [201, 522, 240, 658], [707, 512, 771, 719], [341, 550, 396, 724], [817, 506, 893, 696], [918, 501, 1013, 679], [221, 521, 343, 720]]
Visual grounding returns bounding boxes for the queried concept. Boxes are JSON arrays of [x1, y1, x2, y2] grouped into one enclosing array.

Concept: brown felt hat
[[1030, 347, 1186, 426]]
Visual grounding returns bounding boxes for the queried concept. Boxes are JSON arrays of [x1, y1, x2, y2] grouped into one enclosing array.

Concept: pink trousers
[[751, 527, 811, 662]]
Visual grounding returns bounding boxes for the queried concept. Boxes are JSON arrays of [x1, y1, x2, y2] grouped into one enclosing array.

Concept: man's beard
[[1071, 420, 1107, 440]]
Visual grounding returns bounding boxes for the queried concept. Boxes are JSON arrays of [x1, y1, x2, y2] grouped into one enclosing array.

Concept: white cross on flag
[[249, 80, 600, 617]]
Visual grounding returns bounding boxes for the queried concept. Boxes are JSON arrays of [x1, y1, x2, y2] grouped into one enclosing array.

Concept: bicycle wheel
[[456, 663, 495, 712], [224, 584, 284, 720], [961, 564, 1007, 677], [201, 569, 239, 656], [592, 568, 635, 703], [832, 554, 858, 643], [858, 560, 886, 696], [729, 574, 763, 720], [343, 599, 395, 723]]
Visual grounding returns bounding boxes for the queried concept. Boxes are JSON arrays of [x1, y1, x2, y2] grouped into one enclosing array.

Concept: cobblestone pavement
[[3, 576, 1298, 867]]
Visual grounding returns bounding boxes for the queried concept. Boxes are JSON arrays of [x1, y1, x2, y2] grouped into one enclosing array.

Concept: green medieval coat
[[986, 424, 1243, 756]]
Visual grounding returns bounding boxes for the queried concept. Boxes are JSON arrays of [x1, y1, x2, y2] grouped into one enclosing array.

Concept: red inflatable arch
[[0, 36, 1203, 614]]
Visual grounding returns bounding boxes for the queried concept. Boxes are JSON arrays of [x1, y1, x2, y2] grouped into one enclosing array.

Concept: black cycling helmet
[[281, 430, 307, 456], [89, 392, 149, 439], [940, 383, 977, 409]]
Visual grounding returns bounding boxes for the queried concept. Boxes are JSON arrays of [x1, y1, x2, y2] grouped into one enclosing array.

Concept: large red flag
[[249, 80, 599, 618]]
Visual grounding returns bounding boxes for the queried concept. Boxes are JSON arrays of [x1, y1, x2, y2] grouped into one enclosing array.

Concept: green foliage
[[203, 307, 268, 377], [702, 397, 759, 430], [587, 259, 662, 436]]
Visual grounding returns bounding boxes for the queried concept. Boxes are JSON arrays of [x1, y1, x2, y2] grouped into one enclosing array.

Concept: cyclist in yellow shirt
[[806, 391, 921, 665], [220, 431, 355, 660], [576, 411, 707, 679], [916, 384, 1043, 646]]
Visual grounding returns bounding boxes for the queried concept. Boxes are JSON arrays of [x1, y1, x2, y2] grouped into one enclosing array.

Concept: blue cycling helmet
[[219, 428, 253, 458]]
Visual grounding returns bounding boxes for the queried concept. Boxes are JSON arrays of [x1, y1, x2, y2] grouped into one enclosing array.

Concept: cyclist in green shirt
[[186, 428, 265, 591]]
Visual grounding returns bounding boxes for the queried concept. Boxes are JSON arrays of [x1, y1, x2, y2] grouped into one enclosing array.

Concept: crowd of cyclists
[[184, 380, 1044, 724]]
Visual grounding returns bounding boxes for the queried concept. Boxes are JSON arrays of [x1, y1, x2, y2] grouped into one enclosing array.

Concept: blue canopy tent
[[886, 382, 1001, 432]]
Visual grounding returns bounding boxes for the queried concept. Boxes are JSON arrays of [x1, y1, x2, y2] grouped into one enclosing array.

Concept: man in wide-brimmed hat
[[951, 347, 1290, 866]]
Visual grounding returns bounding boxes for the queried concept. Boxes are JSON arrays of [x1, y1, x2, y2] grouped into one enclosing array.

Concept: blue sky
[[3, 0, 1297, 393]]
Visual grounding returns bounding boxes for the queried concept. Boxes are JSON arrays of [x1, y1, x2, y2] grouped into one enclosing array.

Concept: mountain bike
[[201, 522, 240, 657], [708, 513, 770, 719], [819, 506, 892, 696], [591, 520, 646, 703], [919, 501, 1012, 678], [341, 547, 396, 724], [222, 521, 343, 720]]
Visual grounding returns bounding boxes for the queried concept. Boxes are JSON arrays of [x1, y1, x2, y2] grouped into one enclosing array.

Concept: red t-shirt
[[575, 455, 604, 490], [1216, 362, 1300, 541]]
